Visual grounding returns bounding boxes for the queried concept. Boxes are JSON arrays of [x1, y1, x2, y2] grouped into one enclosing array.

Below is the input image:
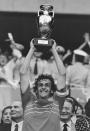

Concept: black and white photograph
[[0, 0, 90, 131]]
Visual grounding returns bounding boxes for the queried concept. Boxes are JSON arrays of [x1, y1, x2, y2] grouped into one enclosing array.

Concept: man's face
[[2, 108, 11, 124], [37, 79, 51, 99], [60, 100, 73, 122], [11, 101, 23, 120]]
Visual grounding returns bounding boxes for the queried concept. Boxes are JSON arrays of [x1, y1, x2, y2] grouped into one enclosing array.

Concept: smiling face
[[60, 100, 73, 123], [37, 79, 51, 99]]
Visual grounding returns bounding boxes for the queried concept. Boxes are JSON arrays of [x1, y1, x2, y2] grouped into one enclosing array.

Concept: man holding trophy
[[20, 5, 67, 131]]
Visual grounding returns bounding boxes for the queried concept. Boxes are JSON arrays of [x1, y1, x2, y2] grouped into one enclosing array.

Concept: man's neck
[[12, 118, 23, 123], [61, 118, 71, 124]]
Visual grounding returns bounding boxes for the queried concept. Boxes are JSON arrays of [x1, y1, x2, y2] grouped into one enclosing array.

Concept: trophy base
[[33, 38, 54, 52]]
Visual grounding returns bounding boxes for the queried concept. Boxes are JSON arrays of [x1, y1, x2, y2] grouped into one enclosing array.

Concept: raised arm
[[78, 32, 90, 50], [20, 39, 35, 94], [51, 41, 66, 90], [63, 49, 72, 61]]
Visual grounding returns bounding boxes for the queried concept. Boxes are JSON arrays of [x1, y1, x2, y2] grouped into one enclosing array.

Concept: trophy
[[33, 4, 54, 52]]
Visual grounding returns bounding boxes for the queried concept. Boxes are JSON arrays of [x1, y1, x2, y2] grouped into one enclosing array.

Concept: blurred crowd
[[0, 32, 90, 131]]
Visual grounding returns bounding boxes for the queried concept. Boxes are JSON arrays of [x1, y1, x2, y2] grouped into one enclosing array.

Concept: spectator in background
[[0, 101, 23, 131], [10, 101, 23, 131], [60, 96, 76, 131], [0, 49, 21, 88], [0, 106, 11, 131], [1, 106, 12, 124], [0, 32, 24, 88], [66, 49, 88, 88], [0, 53, 8, 68]]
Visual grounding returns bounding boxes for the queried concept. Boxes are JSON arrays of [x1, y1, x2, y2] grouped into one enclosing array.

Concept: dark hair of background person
[[75, 54, 85, 63]]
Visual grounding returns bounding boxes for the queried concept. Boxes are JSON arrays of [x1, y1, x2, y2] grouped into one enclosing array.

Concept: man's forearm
[[20, 47, 34, 74], [52, 47, 66, 75]]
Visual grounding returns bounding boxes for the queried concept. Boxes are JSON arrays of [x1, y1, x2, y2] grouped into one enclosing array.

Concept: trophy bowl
[[33, 4, 54, 52]]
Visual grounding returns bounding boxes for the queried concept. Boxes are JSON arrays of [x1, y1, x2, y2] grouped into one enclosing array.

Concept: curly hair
[[33, 74, 57, 97]]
